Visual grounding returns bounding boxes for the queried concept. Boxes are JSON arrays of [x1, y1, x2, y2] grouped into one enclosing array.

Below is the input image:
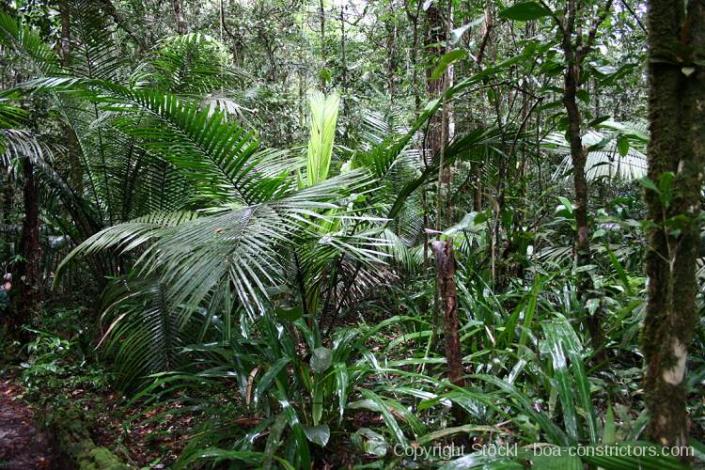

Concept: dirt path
[[0, 379, 54, 470]]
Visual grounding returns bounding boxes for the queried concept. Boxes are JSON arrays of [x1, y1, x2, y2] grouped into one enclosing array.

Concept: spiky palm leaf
[[544, 123, 648, 182], [99, 275, 209, 389], [145, 33, 249, 95], [61, 171, 377, 314], [0, 10, 61, 75]]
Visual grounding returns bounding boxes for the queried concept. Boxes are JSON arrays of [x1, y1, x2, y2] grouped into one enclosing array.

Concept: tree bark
[[1, 173, 12, 261], [319, 0, 326, 89], [643, 0, 705, 452], [423, 4, 448, 168], [432, 239, 464, 390], [12, 159, 42, 336], [385, 4, 397, 101], [172, 0, 188, 35], [340, 6, 349, 141], [59, 0, 71, 64], [558, 0, 611, 362], [405, 0, 422, 115], [58, 1, 84, 194]]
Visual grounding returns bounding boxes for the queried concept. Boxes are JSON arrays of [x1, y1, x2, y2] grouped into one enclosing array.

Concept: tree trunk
[[432, 239, 464, 390], [59, 0, 71, 63], [423, 4, 448, 168], [385, 4, 397, 102], [1, 173, 12, 261], [559, 0, 606, 362], [172, 0, 187, 35], [58, 1, 83, 194], [12, 159, 42, 336], [563, 61, 605, 359], [405, 1, 422, 115], [319, 0, 326, 89], [643, 0, 705, 452], [339, 6, 349, 141]]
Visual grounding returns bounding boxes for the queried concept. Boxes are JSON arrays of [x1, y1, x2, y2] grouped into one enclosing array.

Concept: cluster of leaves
[[0, 1, 703, 469]]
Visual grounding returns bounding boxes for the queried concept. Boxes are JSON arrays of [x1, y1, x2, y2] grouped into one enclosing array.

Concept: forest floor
[[0, 379, 54, 470]]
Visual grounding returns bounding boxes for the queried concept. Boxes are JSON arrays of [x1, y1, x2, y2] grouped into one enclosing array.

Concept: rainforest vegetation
[[0, 0, 704, 468]]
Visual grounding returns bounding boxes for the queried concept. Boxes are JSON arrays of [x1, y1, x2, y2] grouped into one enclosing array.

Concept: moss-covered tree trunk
[[13, 159, 41, 336], [643, 0, 705, 451]]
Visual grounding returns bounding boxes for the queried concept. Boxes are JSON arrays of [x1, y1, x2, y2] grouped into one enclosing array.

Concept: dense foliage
[[0, 0, 704, 469]]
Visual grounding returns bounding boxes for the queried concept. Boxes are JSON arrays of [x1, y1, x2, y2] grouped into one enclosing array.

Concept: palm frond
[[0, 10, 61, 75], [100, 276, 206, 389], [305, 91, 340, 187], [93, 82, 293, 205], [144, 33, 249, 94], [69, 0, 126, 81], [62, 171, 375, 316], [544, 127, 647, 182]]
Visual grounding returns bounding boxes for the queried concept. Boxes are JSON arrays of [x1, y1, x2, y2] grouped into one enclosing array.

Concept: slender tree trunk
[[423, 4, 448, 168], [58, 1, 83, 194], [12, 159, 41, 336], [340, 6, 349, 141], [643, 0, 705, 452], [563, 57, 605, 358], [385, 4, 397, 102], [1, 173, 12, 262], [425, 2, 453, 233], [172, 0, 187, 35], [405, 1, 428, 263], [559, 0, 609, 361], [406, 1, 422, 115], [319, 0, 326, 89], [59, 0, 71, 62], [432, 239, 464, 391]]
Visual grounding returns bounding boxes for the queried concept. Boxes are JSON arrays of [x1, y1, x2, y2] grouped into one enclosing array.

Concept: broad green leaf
[[639, 177, 660, 194], [334, 363, 349, 422], [356, 389, 408, 447], [431, 49, 466, 80], [276, 390, 311, 470], [305, 91, 339, 186], [352, 428, 388, 457], [275, 305, 303, 322], [310, 346, 333, 373], [529, 453, 582, 470], [499, 1, 552, 21], [617, 135, 630, 156], [543, 321, 580, 442], [557, 196, 574, 214], [254, 358, 290, 404], [303, 424, 330, 447]]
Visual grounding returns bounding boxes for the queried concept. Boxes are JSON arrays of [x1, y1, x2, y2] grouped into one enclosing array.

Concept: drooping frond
[[0, 10, 61, 75], [144, 33, 249, 94], [350, 51, 526, 180], [544, 125, 648, 182], [93, 83, 295, 205], [386, 125, 507, 219], [69, 1, 126, 81], [0, 129, 51, 176], [0, 97, 27, 129], [62, 171, 375, 316], [100, 276, 206, 389]]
